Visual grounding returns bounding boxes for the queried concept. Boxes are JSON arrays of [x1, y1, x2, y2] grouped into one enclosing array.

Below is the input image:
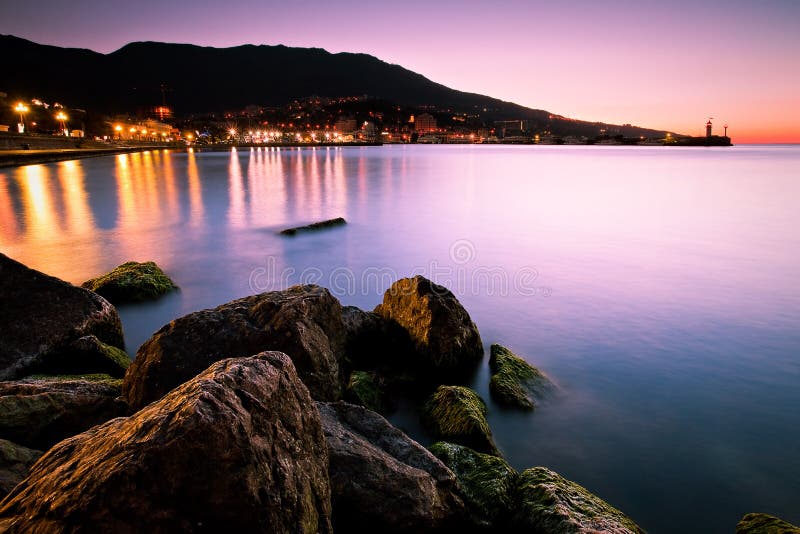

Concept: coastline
[[0, 146, 172, 169]]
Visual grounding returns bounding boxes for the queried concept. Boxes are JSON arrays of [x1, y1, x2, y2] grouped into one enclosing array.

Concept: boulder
[[82, 260, 178, 304], [344, 371, 386, 413], [341, 305, 414, 371], [489, 344, 555, 410], [736, 513, 800, 533], [0, 440, 42, 498], [124, 285, 346, 411], [422, 385, 498, 456], [317, 401, 468, 532], [429, 442, 517, 528], [512, 467, 644, 534], [0, 375, 127, 450], [0, 253, 124, 381], [374, 276, 483, 376], [0, 353, 333, 533], [26, 335, 130, 379]]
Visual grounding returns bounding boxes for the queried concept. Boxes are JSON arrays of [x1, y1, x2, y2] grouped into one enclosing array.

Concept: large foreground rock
[[0, 440, 42, 499], [82, 260, 178, 304], [124, 285, 346, 410], [512, 467, 644, 534], [0, 376, 127, 450], [0, 253, 124, 381], [489, 344, 555, 410], [317, 401, 468, 532], [374, 276, 483, 375], [736, 513, 800, 533], [0, 353, 333, 533], [422, 385, 499, 455]]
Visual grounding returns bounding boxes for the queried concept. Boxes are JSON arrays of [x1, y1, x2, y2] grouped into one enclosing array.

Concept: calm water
[[1, 145, 799, 532]]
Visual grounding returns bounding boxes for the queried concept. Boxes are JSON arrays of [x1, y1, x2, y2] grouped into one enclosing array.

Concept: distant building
[[334, 116, 357, 133], [415, 113, 437, 133], [706, 120, 713, 137], [110, 118, 173, 141]]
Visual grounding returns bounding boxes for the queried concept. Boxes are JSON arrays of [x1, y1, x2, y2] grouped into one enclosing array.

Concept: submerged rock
[[317, 401, 468, 532], [345, 371, 386, 413], [82, 260, 177, 303], [489, 344, 554, 410], [0, 375, 127, 450], [422, 386, 498, 456], [124, 284, 346, 410], [429, 442, 518, 528], [0, 253, 124, 381], [736, 513, 800, 533], [0, 440, 42, 498], [512, 467, 644, 534], [0, 353, 333, 533], [280, 216, 347, 236], [374, 276, 483, 376]]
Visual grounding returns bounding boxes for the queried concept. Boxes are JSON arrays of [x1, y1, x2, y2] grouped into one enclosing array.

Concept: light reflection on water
[[1, 145, 799, 533]]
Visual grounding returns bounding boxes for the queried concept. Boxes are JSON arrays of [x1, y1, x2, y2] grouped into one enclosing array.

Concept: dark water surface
[[1, 145, 799, 532]]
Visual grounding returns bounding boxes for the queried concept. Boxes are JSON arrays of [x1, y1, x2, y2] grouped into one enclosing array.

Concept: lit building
[[334, 117, 357, 133], [415, 113, 437, 133], [110, 119, 173, 141]]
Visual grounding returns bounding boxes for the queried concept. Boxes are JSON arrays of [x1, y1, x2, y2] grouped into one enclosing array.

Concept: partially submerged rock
[[82, 260, 177, 303], [26, 335, 130, 379], [0, 353, 334, 533], [736, 513, 800, 533], [124, 284, 346, 410], [375, 276, 483, 376], [280, 217, 347, 236], [429, 442, 517, 528], [512, 467, 644, 534], [345, 371, 386, 413], [317, 401, 468, 532], [0, 253, 124, 381], [0, 440, 42, 498], [0, 375, 127, 450], [489, 344, 554, 410], [422, 386, 498, 456], [341, 305, 414, 371]]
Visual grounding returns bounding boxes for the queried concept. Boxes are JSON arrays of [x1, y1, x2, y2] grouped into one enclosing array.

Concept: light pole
[[55, 111, 68, 136], [14, 103, 29, 133], [724, 124, 729, 138]]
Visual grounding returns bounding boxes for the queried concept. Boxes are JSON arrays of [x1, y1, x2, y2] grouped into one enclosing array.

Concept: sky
[[1, 0, 799, 142]]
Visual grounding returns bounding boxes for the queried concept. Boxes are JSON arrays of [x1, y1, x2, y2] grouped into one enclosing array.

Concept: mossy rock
[[422, 385, 498, 455], [736, 513, 800, 533], [429, 441, 517, 527], [32, 335, 130, 379], [513, 466, 644, 533], [82, 261, 177, 304], [344, 371, 385, 413], [489, 344, 554, 410], [24, 374, 123, 386]]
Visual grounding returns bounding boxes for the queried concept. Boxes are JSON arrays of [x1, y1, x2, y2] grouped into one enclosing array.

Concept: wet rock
[[0, 353, 333, 533], [27, 335, 130, 379], [317, 401, 468, 533], [429, 442, 517, 528], [374, 276, 483, 376], [0, 375, 127, 450], [512, 467, 644, 534], [82, 260, 178, 304], [489, 344, 555, 410], [124, 285, 346, 410], [736, 513, 800, 533], [341, 305, 414, 371], [345, 371, 386, 413], [0, 253, 124, 381], [0, 440, 42, 498], [422, 386, 498, 456], [280, 217, 347, 236]]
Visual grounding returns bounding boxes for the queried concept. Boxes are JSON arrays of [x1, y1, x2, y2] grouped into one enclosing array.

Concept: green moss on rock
[[489, 344, 554, 410], [345, 371, 385, 413], [513, 466, 644, 533], [429, 441, 517, 526], [422, 386, 498, 455], [736, 513, 800, 534], [82, 261, 177, 304]]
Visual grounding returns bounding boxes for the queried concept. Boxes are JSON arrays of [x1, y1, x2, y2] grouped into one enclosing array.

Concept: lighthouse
[[706, 119, 713, 137]]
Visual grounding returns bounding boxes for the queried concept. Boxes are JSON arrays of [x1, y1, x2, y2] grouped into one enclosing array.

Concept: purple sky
[[2, 0, 798, 141]]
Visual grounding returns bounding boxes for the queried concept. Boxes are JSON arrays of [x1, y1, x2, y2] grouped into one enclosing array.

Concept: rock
[[374, 276, 483, 376], [26, 335, 131, 379], [512, 467, 644, 534], [0, 253, 124, 381], [422, 386, 498, 456], [0, 375, 127, 450], [124, 285, 346, 411], [317, 401, 468, 532], [736, 513, 800, 533], [341, 305, 414, 371], [82, 260, 178, 303], [489, 344, 555, 410], [280, 217, 347, 236], [345, 371, 385, 413], [0, 440, 42, 499], [0, 353, 333, 533], [429, 442, 517, 528]]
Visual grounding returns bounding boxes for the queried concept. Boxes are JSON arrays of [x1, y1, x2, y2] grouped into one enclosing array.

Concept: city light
[[55, 111, 68, 135], [14, 102, 29, 133]]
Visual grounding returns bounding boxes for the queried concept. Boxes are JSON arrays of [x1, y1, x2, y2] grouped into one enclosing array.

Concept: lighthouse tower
[[706, 119, 713, 137]]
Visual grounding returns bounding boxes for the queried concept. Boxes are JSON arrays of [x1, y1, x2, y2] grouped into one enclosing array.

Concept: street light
[[55, 111, 68, 136], [14, 102, 29, 133]]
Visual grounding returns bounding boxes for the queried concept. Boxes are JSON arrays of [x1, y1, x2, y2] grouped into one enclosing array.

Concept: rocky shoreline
[[0, 252, 795, 532]]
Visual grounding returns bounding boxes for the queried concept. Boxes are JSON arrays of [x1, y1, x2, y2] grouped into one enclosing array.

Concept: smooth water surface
[[1, 145, 799, 532]]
